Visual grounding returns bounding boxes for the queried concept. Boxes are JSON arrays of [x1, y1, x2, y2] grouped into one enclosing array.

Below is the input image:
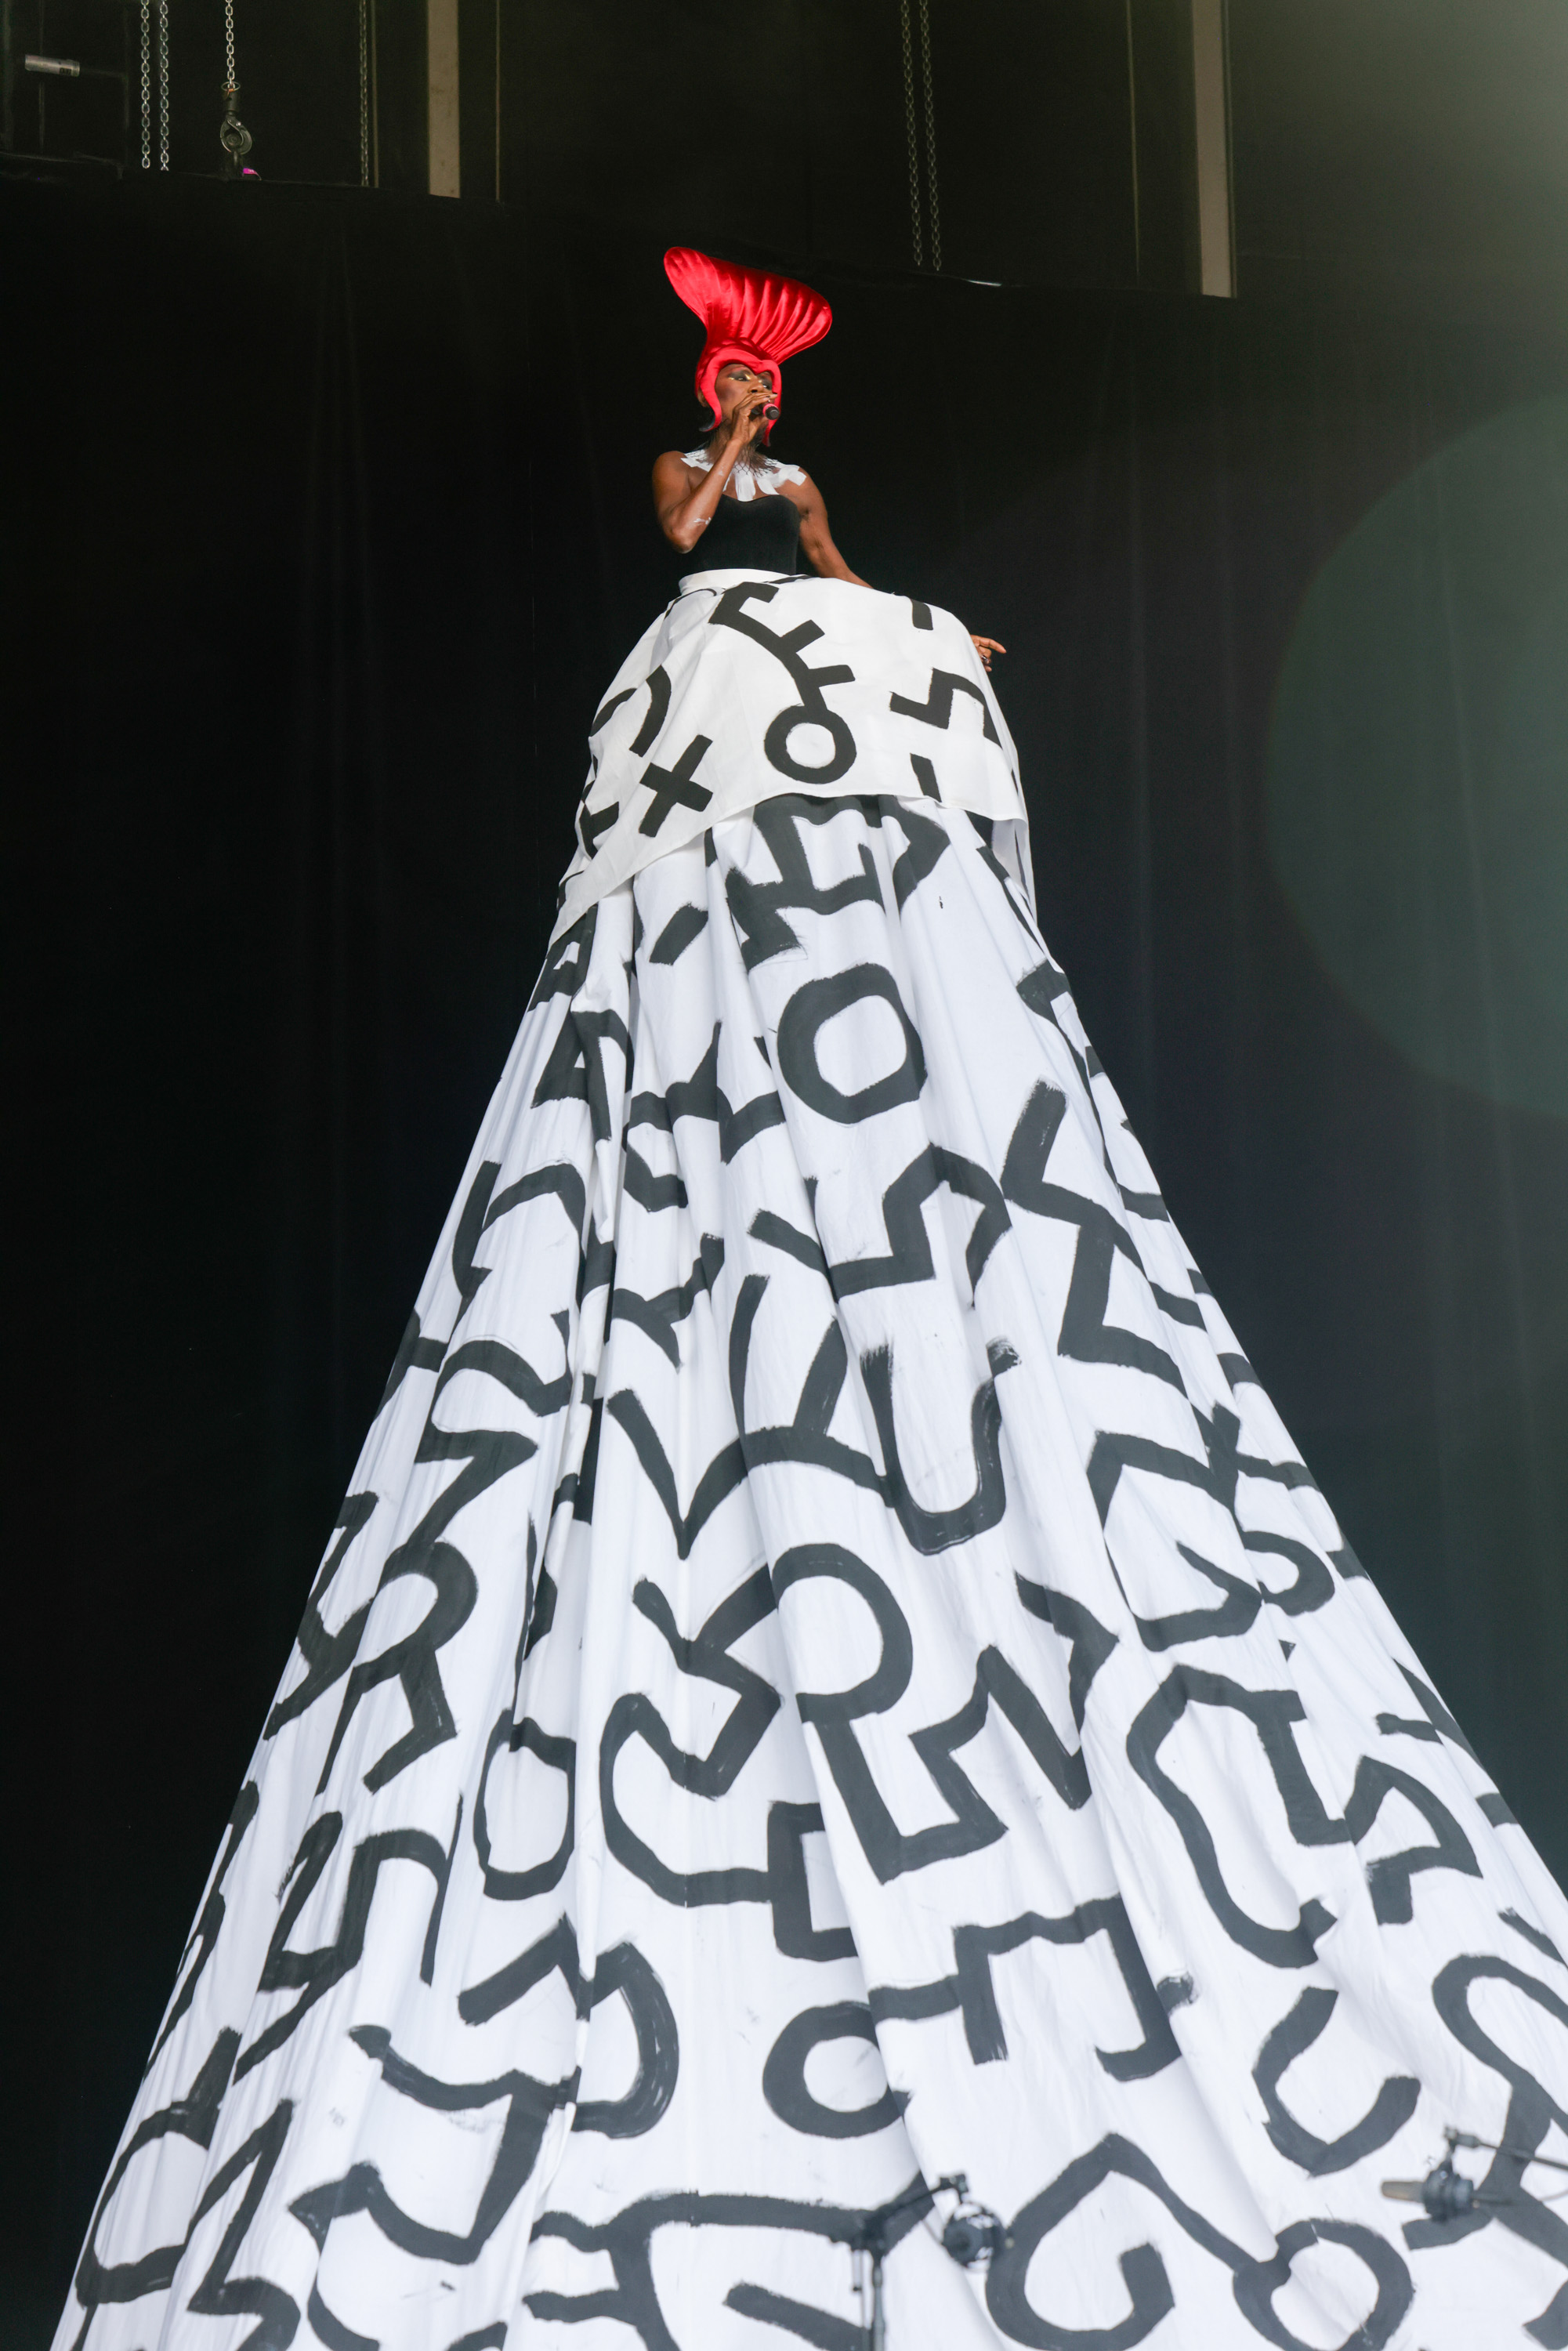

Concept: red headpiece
[[664, 247, 832, 440]]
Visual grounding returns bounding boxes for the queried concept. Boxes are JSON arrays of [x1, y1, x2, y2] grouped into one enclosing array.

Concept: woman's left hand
[[969, 633, 1006, 671]]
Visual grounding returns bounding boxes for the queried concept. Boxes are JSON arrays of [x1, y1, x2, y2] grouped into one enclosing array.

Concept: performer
[[649, 256, 1001, 666], [59, 250, 1568, 2351]]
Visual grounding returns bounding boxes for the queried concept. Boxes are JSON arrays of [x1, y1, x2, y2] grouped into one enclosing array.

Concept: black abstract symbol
[[710, 581, 858, 781]]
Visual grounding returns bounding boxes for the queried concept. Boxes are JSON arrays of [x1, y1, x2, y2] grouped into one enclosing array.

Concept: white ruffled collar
[[683, 447, 806, 502]]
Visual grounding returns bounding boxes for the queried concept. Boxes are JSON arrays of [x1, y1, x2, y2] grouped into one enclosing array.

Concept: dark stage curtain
[[5, 174, 1568, 2340]]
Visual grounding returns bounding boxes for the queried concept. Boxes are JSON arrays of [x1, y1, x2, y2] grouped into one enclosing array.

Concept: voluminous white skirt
[[60, 795, 1568, 2351]]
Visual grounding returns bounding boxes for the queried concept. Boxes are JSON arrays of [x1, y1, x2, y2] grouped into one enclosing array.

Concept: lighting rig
[[849, 2173, 1010, 2350], [1384, 2125, 1568, 2222]]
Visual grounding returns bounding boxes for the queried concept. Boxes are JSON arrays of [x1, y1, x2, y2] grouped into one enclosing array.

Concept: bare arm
[[653, 447, 737, 557], [788, 472, 871, 588], [787, 473, 1003, 665], [653, 378, 775, 555]]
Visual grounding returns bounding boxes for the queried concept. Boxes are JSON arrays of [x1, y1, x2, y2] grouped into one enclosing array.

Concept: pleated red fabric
[[664, 246, 833, 434]]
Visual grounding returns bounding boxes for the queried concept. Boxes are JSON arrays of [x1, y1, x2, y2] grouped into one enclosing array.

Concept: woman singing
[[58, 246, 1568, 2351]]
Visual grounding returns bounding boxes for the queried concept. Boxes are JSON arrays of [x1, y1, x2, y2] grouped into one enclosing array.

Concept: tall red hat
[[664, 247, 832, 439]]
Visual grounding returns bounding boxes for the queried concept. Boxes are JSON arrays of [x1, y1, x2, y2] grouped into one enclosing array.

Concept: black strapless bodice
[[684, 491, 802, 578]]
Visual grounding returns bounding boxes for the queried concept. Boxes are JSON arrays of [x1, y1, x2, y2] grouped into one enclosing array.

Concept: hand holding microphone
[[726, 369, 779, 444]]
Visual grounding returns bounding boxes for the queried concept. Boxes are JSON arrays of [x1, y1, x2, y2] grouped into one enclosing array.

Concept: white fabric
[[680, 444, 806, 499], [554, 574, 1026, 939], [57, 795, 1568, 2351]]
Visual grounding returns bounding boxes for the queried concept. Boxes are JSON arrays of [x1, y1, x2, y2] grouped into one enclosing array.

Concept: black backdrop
[[5, 174, 1568, 2343]]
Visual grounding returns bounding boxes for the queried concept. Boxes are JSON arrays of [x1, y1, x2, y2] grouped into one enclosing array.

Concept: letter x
[[639, 734, 714, 836]]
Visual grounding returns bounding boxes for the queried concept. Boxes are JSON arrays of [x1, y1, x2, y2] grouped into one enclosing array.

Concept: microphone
[[762, 403, 780, 421]]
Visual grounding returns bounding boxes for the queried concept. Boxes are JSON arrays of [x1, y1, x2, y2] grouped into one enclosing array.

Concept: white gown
[[56, 552, 1568, 2351]]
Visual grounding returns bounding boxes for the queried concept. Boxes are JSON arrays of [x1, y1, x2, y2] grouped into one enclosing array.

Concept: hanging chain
[[156, 0, 168, 169], [357, 0, 370, 186], [898, 0, 923, 269], [219, 0, 253, 175], [139, 0, 150, 168], [917, 0, 941, 272]]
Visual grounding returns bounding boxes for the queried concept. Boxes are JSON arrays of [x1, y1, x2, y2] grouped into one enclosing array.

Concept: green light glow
[[1268, 395, 1568, 1118]]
